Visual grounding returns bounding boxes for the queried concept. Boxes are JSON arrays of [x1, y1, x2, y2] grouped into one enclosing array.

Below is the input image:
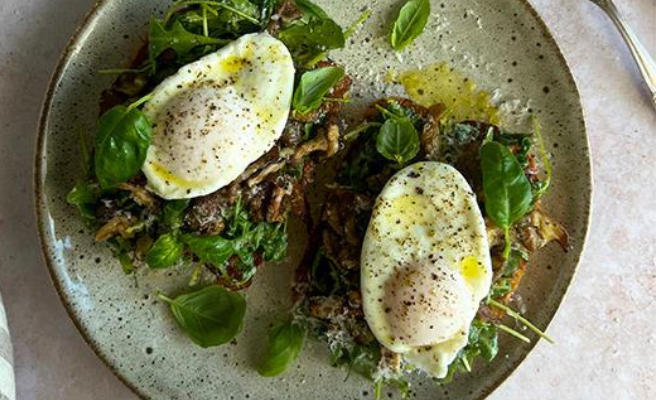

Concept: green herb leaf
[[293, 66, 345, 114], [390, 0, 430, 50], [182, 234, 235, 269], [480, 141, 533, 257], [161, 200, 190, 231], [147, 233, 184, 269], [279, 18, 345, 64], [110, 237, 135, 275], [67, 181, 100, 224], [375, 117, 420, 164], [94, 105, 152, 189], [258, 320, 305, 377], [159, 286, 246, 348], [149, 18, 228, 62], [248, 223, 288, 262], [443, 320, 498, 382], [295, 0, 329, 19]]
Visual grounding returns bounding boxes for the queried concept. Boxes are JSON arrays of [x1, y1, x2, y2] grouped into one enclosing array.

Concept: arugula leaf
[[390, 0, 430, 50], [160, 200, 190, 231], [109, 237, 135, 275], [249, 223, 288, 262], [258, 320, 305, 377], [502, 249, 528, 276], [489, 278, 512, 298], [480, 141, 533, 258], [147, 233, 184, 269], [159, 286, 246, 348], [94, 105, 152, 189], [443, 320, 498, 381], [279, 18, 345, 64], [67, 181, 100, 224], [375, 117, 420, 164], [293, 66, 345, 114], [182, 234, 235, 269], [149, 18, 228, 62]]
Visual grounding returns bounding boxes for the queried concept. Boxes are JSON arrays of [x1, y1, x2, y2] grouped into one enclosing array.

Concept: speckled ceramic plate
[[35, 1, 591, 399]]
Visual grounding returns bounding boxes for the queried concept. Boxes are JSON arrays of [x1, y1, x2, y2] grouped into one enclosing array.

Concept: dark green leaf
[[182, 234, 235, 269], [258, 320, 305, 377], [293, 66, 345, 114], [490, 279, 512, 298], [147, 233, 184, 269], [390, 0, 430, 50], [109, 237, 135, 275], [67, 181, 100, 223], [159, 286, 246, 348], [330, 342, 381, 380], [502, 249, 528, 276], [161, 200, 190, 230], [279, 18, 345, 64], [94, 105, 152, 189], [295, 0, 329, 19], [251, 223, 288, 262], [375, 117, 420, 164], [149, 18, 228, 62], [442, 320, 498, 382], [480, 141, 533, 230]]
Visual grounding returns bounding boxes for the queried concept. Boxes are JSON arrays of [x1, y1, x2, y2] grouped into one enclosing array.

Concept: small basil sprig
[[293, 66, 345, 114], [149, 19, 229, 62], [258, 320, 305, 377], [391, 0, 431, 50], [94, 99, 153, 189], [376, 117, 420, 164], [158, 286, 246, 348], [146, 233, 184, 269], [480, 141, 533, 258]]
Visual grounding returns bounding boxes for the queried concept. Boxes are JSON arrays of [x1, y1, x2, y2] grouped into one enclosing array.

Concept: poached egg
[[142, 33, 295, 199], [361, 162, 493, 378]]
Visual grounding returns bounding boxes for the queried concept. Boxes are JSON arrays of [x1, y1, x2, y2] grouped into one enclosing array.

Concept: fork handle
[[597, 0, 656, 106]]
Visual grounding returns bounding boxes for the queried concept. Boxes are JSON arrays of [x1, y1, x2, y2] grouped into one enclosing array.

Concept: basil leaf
[[293, 66, 345, 114], [375, 117, 420, 164], [147, 233, 184, 269], [390, 0, 431, 50], [258, 320, 305, 377], [279, 18, 345, 64], [94, 105, 152, 189], [149, 19, 228, 62], [295, 0, 329, 19], [480, 141, 533, 229], [159, 286, 246, 348], [182, 234, 235, 269], [67, 181, 100, 224]]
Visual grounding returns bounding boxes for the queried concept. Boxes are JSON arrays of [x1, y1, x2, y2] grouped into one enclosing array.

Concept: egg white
[[361, 161, 493, 378], [142, 33, 295, 200]]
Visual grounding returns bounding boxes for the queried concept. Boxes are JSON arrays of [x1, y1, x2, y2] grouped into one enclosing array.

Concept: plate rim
[[33, 1, 593, 399]]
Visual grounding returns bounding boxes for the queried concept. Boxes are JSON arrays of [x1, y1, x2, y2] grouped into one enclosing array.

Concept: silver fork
[[588, 0, 656, 107]]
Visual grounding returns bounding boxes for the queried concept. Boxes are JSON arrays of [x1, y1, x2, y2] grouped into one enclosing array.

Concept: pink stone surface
[[0, 0, 654, 399]]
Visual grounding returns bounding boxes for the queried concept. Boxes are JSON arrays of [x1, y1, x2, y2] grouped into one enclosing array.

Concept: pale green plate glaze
[[35, 1, 591, 399]]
